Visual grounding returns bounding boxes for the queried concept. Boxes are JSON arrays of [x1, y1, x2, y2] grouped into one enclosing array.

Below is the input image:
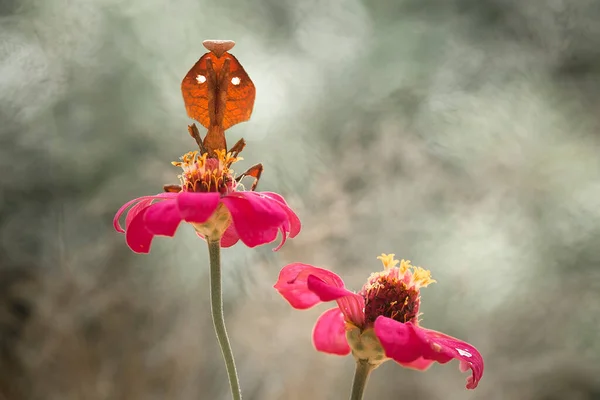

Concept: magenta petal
[[257, 191, 286, 204], [221, 192, 286, 248], [306, 275, 355, 301], [193, 215, 240, 247], [259, 192, 301, 238], [220, 224, 240, 247], [272, 226, 289, 252], [413, 325, 484, 390], [239, 191, 300, 251], [307, 275, 365, 327], [264, 193, 299, 251], [374, 317, 430, 364], [374, 317, 484, 389], [143, 199, 182, 237], [274, 263, 345, 309], [124, 199, 152, 232], [312, 308, 351, 356], [176, 192, 221, 223], [125, 206, 155, 254], [113, 193, 177, 233], [114, 197, 146, 232], [400, 357, 436, 371]]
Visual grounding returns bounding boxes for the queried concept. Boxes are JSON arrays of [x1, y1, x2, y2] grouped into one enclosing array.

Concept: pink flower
[[274, 254, 484, 389], [114, 150, 301, 253]]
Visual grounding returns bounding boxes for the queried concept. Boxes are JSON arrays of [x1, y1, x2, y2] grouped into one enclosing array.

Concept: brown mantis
[[168, 39, 263, 193]]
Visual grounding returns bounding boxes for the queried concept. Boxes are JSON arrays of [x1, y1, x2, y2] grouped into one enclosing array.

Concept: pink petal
[[413, 325, 484, 390], [260, 192, 301, 252], [113, 193, 177, 233], [220, 224, 240, 247], [259, 192, 301, 238], [273, 263, 365, 327], [306, 275, 355, 301], [271, 214, 293, 251], [221, 192, 286, 248], [373, 317, 425, 364], [143, 199, 182, 237], [307, 275, 365, 327], [124, 199, 153, 232], [176, 192, 221, 223], [125, 206, 155, 254], [374, 317, 484, 389], [399, 357, 435, 371], [274, 263, 345, 309], [194, 225, 239, 247], [312, 308, 351, 356]]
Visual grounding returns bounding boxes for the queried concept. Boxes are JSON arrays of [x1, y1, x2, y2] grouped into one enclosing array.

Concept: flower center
[[359, 254, 436, 327], [362, 276, 420, 326], [173, 150, 240, 194]]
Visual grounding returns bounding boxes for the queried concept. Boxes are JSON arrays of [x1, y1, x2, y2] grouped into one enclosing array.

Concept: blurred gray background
[[1, 0, 600, 399]]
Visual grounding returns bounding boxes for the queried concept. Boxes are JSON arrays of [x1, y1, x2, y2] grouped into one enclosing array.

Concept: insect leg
[[187, 124, 208, 154], [236, 163, 263, 191], [228, 138, 246, 159], [163, 184, 182, 193]]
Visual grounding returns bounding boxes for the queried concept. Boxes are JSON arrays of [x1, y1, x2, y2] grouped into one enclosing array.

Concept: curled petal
[[272, 224, 290, 252], [125, 206, 155, 254], [124, 199, 153, 233], [176, 192, 221, 223], [414, 326, 484, 390], [374, 317, 484, 389], [260, 192, 301, 238], [113, 193, 177, 233], [221, 192, 286, 248], [259, 192, 301, 252], [144, 199, 182, 237], [274, 263, 345, 309], [312, 308, 351, 356]]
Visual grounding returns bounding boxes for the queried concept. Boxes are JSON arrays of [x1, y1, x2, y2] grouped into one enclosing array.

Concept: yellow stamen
[[377, 253, 399, 270], [213, 149, 242, 168], [377, 253, 436, 288], [399, 259, 411, 274], [412, 266, 436, 287]]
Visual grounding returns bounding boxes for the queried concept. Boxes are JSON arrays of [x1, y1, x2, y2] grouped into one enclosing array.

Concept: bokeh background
[[2, 0, 600, 399]]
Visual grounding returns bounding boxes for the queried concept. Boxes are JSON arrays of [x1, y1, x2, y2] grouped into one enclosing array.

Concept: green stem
[[349, 359, 374, 400], [207, 239, 242, 400]]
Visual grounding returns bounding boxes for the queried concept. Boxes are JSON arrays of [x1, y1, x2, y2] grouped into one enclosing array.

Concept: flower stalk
[[349, 359, 374, 400], [207, 238, 242, 400]]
